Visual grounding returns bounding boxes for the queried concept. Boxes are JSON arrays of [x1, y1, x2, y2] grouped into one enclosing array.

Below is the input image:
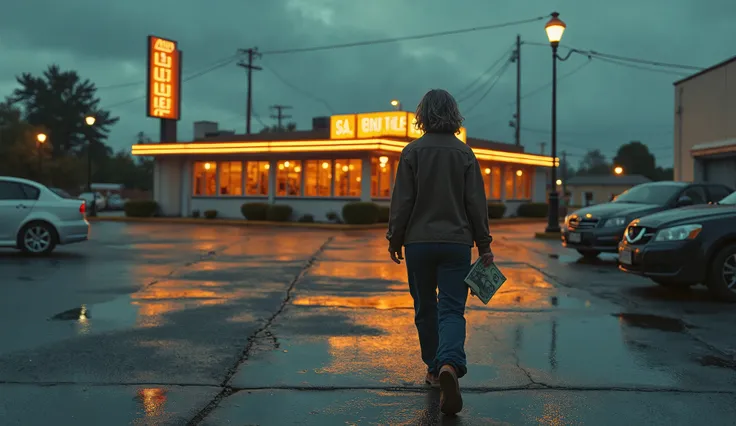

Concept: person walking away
[[386, 89, 494, 416]]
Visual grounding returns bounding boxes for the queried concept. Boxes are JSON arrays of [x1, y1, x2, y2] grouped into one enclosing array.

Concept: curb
[[534, 232, 562, 240], [87, 216, 547, 230]]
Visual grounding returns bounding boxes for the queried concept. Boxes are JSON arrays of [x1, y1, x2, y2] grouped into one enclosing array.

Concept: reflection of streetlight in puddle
[[135, 388, 167, 416]]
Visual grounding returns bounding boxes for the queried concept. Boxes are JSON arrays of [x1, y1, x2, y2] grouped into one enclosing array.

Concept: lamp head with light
[[85, 116, 96, 126], [390, 100, 399, 107], [545, 12, 566, 46], [36, 133, 47, 143]]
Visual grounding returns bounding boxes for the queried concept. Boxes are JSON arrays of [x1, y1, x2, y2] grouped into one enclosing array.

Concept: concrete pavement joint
[[226, 385, 736, 395], [186, 236, 335, 426]]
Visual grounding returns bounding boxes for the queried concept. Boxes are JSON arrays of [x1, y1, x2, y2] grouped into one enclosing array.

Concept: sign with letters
[[330, 114, 357, 139], [329, 111, 466, 143], [147, 36, 181, 120]]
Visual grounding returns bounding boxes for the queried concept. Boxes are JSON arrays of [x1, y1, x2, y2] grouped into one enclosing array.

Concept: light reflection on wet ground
[[2, 222, 736, 425]]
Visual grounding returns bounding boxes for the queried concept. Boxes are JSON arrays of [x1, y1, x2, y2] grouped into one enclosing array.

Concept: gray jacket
[[386, 132, 492, 254]]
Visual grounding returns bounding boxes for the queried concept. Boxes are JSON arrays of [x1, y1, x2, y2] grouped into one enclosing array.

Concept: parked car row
[[562, 181, 736, 301], [77, 192, 128, 211]]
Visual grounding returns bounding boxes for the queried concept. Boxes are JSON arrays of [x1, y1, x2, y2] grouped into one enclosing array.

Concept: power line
[[462, 60, 513, 115], [524, 41, 703, 70], [97, 55, 240, 90], [591, 56, 690, 76], [518, 55, 593, 100], [101, 56, 240, 110], [260, 16, 547, 55], [262, 63, 335, 114], [455, 44, 515, 99]]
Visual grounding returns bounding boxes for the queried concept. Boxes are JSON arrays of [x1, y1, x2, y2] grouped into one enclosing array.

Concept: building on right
[[674, 55, 736, 187]]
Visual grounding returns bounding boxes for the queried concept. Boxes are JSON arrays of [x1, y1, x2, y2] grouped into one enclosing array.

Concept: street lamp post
[[36, 133, 47, 182], [85, 115, 97, 217], [390, 99, 402, 111], [544, 12, 567, 233]]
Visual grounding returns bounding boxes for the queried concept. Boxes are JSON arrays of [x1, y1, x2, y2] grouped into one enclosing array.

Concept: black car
[[562, 181, 732, 259], [618, 191, 736, 302]]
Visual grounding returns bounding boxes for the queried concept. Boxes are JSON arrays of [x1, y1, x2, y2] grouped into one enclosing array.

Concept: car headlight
[[603, 217, 627, 227], [653, 224, 702, 242]]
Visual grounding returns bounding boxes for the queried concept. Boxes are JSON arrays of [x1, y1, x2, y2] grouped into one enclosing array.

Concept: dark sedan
[[618, 191, 736, 302], [562, 181, 732, 259]]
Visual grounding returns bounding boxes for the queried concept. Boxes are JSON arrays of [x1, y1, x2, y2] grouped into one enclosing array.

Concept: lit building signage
[[147, 36, 181, 120], [330, 114, 357, 140], [329, 111, 466, 143]]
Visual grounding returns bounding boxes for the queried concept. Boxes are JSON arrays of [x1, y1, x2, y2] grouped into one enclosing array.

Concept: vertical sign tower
[[147, 36, 182, 142]]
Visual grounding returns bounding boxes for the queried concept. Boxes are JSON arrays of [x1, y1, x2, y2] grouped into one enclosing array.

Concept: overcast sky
[[1, 0, 733, 168]]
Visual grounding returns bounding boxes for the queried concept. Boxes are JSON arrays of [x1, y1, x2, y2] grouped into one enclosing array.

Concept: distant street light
[[36, 133, 47, 181], [614, 166, 624, 175], [544, 11, 567, 234], [556, 179, 562, 186], [390, 99, 402, 111], [85, 116, 97, 217]]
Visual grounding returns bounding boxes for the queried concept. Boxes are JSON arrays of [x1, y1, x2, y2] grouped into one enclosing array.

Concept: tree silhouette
[[613, 141, 657, 179], [8, 64, 119, 158], [577, 149, 611, 175]]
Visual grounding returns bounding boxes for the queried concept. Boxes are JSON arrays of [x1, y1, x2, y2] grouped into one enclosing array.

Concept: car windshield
[[718, 191, 736, 205], [50, 188, 73, 198], [613, 183, 683, 205]]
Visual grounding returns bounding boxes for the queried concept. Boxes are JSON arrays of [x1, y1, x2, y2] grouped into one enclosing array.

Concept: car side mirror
[[676, 195, 694, 207]]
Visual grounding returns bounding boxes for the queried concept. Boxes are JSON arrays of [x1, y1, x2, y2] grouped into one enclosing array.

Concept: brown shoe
[[424, 372, 440, 388], [439, 364, 462, 415]]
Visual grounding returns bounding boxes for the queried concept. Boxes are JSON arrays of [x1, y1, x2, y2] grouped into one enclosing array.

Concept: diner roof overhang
[[131, 138, 559, 167], [691, 139, 736, 158]]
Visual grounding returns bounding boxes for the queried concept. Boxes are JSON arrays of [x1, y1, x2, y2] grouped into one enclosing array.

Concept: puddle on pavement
[[698, 355, 736, 369], [613, 313, 689, 332]]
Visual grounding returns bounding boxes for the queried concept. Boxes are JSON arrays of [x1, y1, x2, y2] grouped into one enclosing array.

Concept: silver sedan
[[0, 176, 90, 255]]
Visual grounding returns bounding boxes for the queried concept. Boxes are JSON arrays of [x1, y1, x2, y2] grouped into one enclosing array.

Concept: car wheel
[[18, 221, 57, 256], [706, 244, 736, 302], [652, 278, 692, 290], [577, 249, 600, 259]]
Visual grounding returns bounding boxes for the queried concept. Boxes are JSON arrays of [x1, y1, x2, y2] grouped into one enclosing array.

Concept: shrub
[[298, 214, 315, 223], [326, 211, 340, 222], [487, 203, 506, 219], [191, 209, 201, 218], [377, 205, 390, 223], [204, 210, 218, 219], [517, 202, 548, 218], [266, 204, 293, 222], [241, 202, 269, 220], [124, 200, 158, 217], [342, 202, 380, 225]]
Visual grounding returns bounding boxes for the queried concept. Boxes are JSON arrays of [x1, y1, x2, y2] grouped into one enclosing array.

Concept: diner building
[[131, 111, 558, 220]]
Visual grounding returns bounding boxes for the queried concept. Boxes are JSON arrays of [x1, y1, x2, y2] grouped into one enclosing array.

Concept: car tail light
[[80, 202, 86, 215]]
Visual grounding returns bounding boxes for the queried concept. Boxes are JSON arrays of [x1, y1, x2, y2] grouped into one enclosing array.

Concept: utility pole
[[512, 34, 522, 146], [270, 105, 292, 129], [561, 150, 568, 203], [237, 48, 262, 134]]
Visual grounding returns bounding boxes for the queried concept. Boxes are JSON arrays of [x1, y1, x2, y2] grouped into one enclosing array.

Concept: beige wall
[[567, 184, 635, 206], [674, 60, 736, 182]]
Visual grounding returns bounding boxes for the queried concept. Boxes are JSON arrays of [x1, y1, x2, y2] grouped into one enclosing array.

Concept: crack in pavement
[[185, 236, 335, 426]]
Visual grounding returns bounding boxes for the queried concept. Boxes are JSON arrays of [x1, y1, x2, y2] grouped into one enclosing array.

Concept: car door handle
[[16, 204, 28, 209]]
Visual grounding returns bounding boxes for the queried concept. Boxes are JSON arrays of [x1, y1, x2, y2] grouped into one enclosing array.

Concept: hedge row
[[124, 200, 159, 217], [241, 202, 293, 222], [516, 202, 548, 217]]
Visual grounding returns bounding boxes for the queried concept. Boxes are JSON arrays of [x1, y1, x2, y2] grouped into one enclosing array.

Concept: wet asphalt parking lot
[[0, 221, 735, 425]]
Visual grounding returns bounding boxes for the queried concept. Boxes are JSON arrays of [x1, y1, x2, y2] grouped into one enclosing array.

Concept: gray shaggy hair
[[414, 89, 464, 134]]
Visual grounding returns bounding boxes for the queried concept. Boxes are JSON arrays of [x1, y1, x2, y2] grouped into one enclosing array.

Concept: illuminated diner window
[[305, 160, 332, 196], [514, 167, 531, 199], [193, 161, 217, 196], [491, 166, 501, 200], [504, 167, 515, 200], [246, 161, 269, 196], [218, 161, 243, 195], [276, 160, 302, 196], [371, 156, 392, 198], [334, 159, 361, 197]]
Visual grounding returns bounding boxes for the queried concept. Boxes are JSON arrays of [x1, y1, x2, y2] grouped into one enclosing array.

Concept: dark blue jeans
[[404, 242, 471, 378]]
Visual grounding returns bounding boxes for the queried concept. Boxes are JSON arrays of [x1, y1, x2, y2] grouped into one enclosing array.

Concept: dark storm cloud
[[1, 0, 733, 167]]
